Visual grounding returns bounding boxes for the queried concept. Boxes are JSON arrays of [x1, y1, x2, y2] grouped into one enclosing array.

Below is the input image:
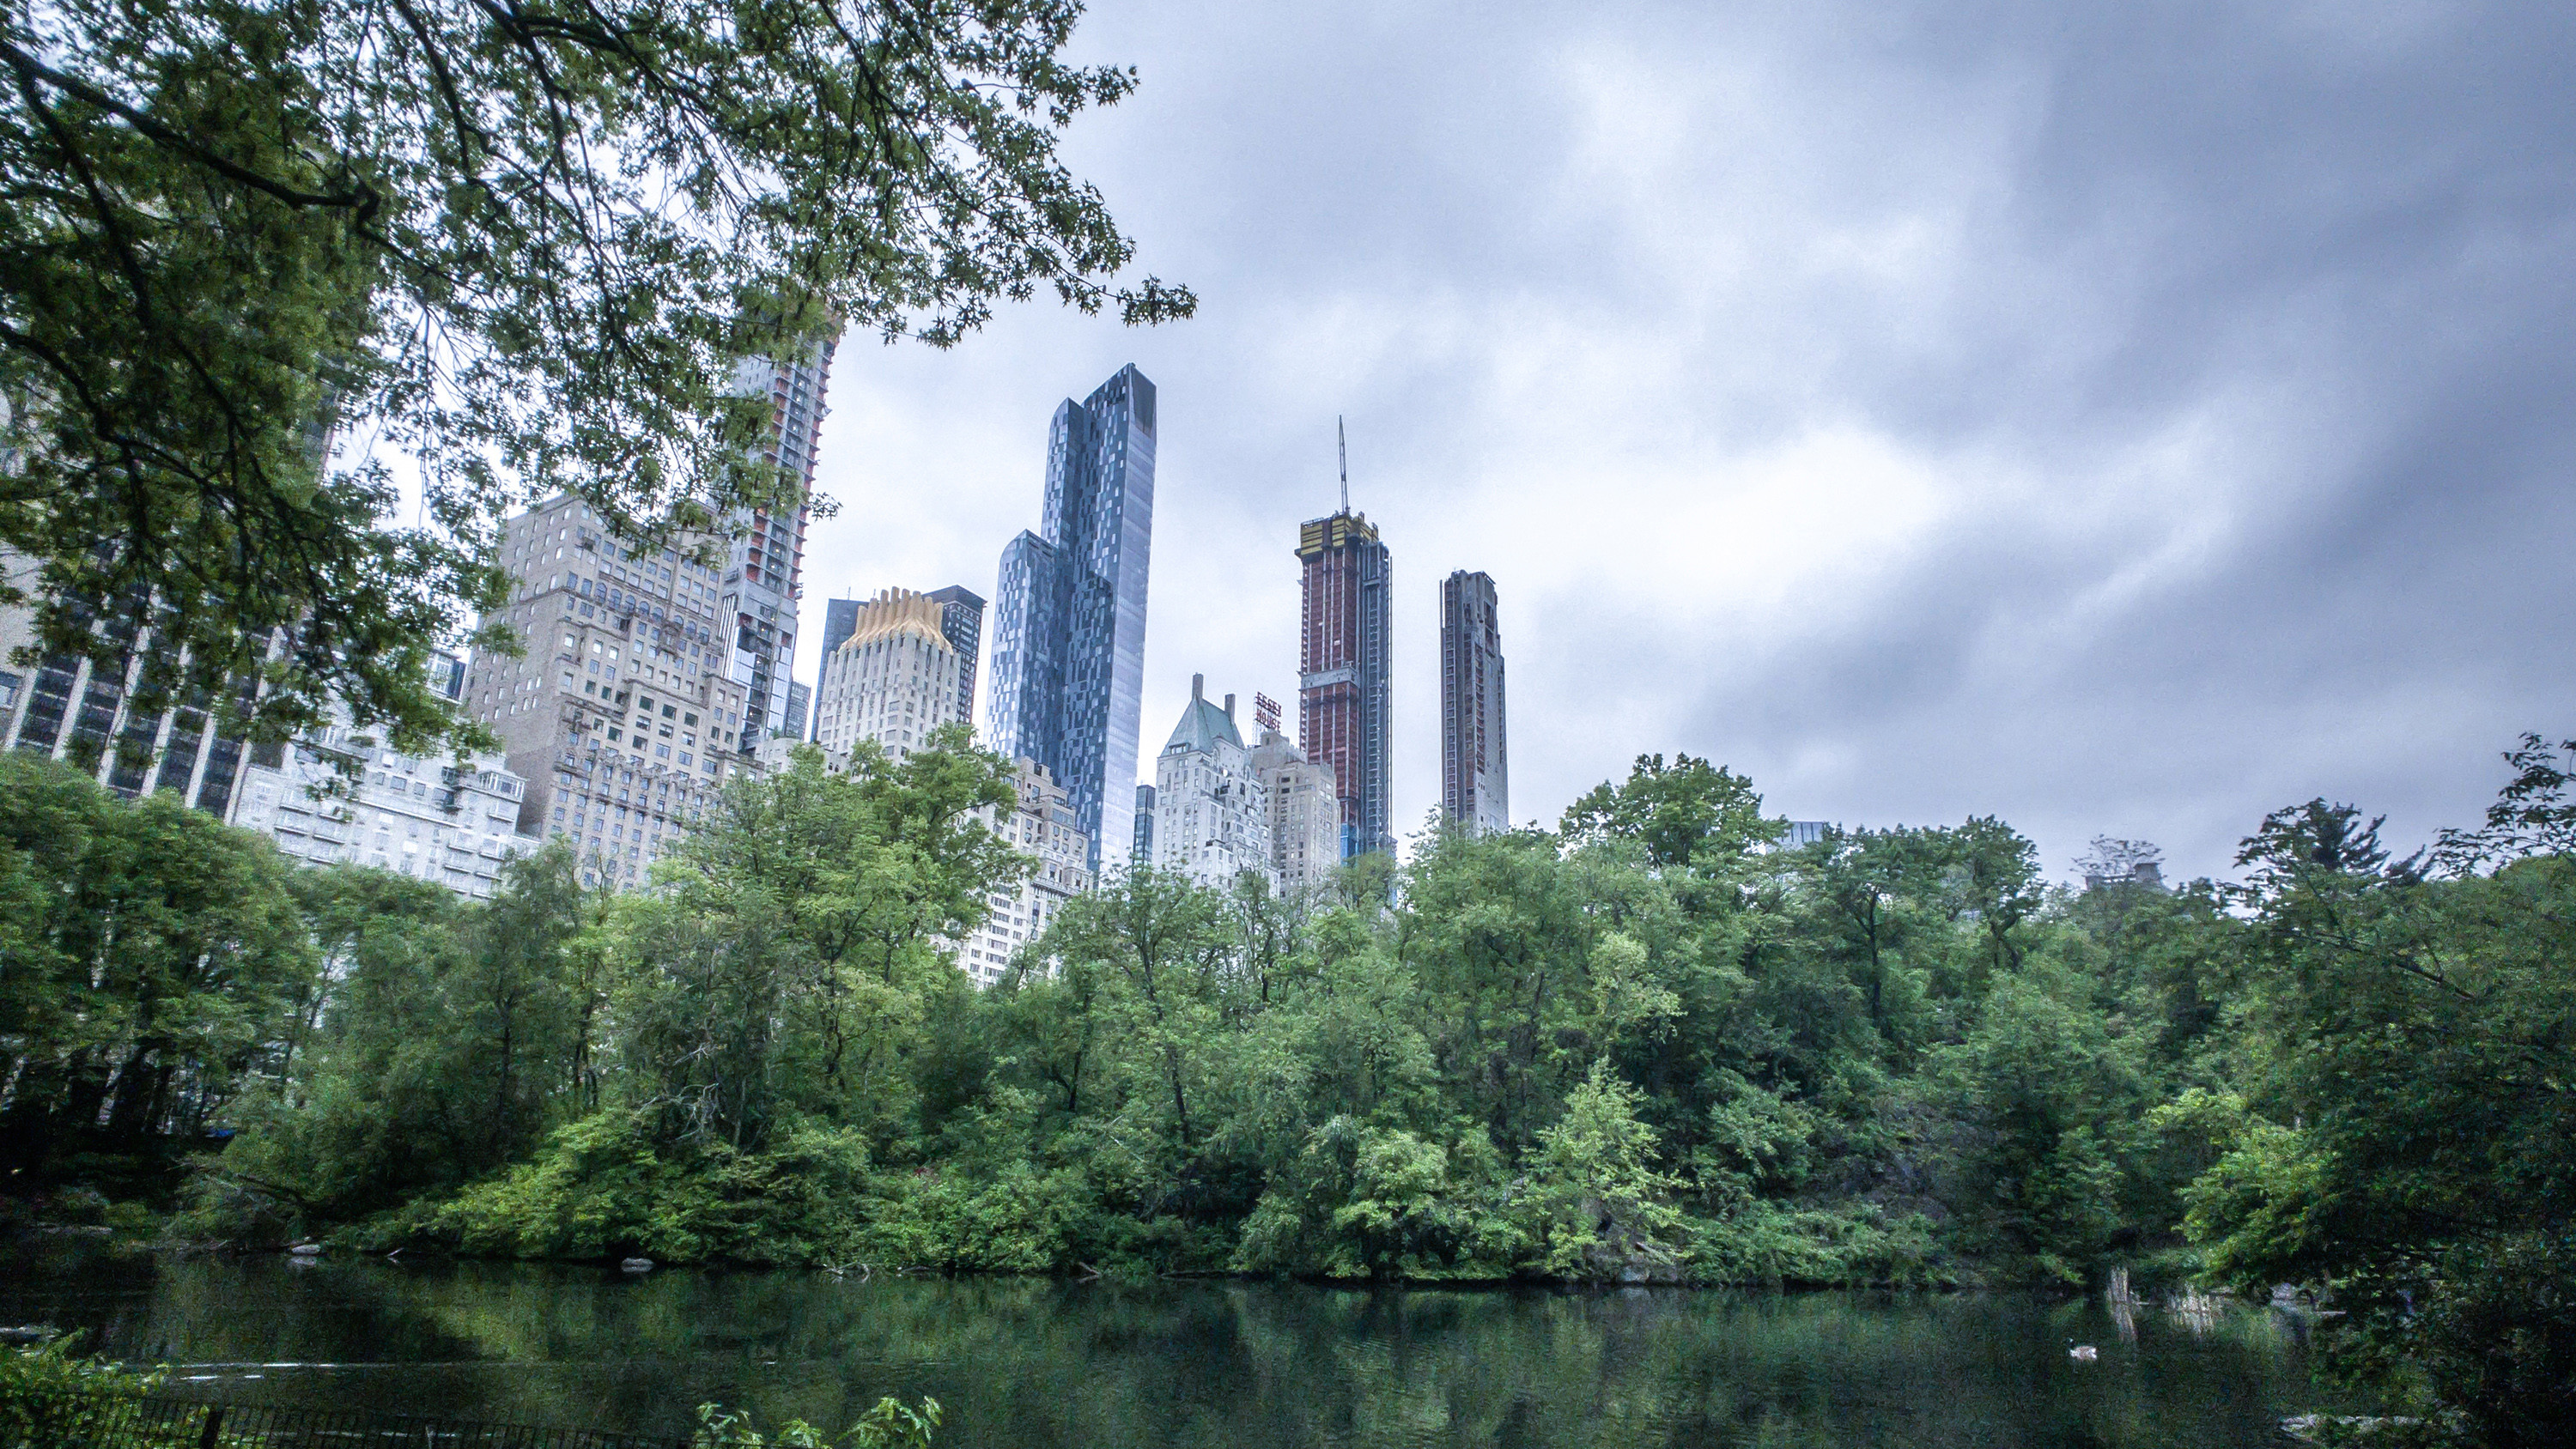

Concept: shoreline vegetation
[[3, 731, 2573, 1440], [0, 1330, 939, 1449], [2, 1211, 2275, 1297]]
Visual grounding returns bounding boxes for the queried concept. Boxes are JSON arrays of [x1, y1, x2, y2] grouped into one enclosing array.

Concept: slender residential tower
[[985, 365, 1157, 873], [1297, 422, 1393, 859], [1439, 570, 1508, 834], [726, 344, 835, 741]]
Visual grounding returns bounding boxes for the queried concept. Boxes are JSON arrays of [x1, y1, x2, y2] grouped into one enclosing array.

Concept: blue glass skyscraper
[[985, 365, 1157, 873]]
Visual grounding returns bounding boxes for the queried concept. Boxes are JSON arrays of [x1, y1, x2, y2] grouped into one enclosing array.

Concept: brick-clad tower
[[1297, 509, 1392, 860]]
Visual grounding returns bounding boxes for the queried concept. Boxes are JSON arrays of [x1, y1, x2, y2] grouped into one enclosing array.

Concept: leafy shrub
[[1504, 1063, 1689, 1282], [694, 1396, 939, 1449], [1234, 1117, 1490, 1279], [0, 1338, 164, 1449], [852, 1161, 1091, 1273], [414, 1112, 876, 1264], [1685, 1202, 1949, 1287]]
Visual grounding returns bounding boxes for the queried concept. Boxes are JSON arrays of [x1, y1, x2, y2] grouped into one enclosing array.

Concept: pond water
[[2, 1246, 2341, 1448]]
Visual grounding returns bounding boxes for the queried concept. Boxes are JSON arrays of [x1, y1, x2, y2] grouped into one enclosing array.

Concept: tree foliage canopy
[[0, 0, 1190, 755]]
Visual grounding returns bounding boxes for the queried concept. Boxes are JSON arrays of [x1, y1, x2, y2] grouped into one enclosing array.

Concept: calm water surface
[[2, 1246, 2340, 1448]]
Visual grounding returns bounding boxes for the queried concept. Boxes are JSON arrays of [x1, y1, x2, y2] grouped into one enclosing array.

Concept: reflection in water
[[2168, 1287, 2227, 1337], [1, 1251, 2336, 1449]]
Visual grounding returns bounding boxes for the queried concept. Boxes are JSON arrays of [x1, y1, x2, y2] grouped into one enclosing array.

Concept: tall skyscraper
[[726, 343, 836, 743], [923, 585, 986, 722], [811, 587, 967, 759], [1297, 507, 1393, 859], [461, 494, 758, 890], [1439, 570, 1509, 834], [985, 364, 1157, 875]]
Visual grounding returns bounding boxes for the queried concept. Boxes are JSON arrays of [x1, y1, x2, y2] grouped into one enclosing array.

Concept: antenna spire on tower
[[1338, 415, 1350, 514]]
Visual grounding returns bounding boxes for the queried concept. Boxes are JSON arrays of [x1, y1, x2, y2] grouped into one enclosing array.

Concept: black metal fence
[[6, 1394, 695, 1449]]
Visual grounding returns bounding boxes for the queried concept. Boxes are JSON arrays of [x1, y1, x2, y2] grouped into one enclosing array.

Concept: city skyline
[[300, 2, 2573, 889], [15, 0, 2566, 1386], [756, 3, 2576, 888]]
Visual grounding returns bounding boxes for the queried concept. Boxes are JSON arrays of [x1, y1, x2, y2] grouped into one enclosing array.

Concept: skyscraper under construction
[[1297, 457, 1393, 859]]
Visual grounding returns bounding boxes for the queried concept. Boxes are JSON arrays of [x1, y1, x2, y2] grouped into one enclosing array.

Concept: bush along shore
[[4, 731, 2572, 1437], [0, 1331, 938, 1449]]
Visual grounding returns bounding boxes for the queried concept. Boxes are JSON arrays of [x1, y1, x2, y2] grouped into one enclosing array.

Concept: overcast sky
[[788, 0, 2576, 885]]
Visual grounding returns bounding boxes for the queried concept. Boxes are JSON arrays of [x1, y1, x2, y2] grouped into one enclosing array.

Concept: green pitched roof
[[1162, 676, 1243, 755]]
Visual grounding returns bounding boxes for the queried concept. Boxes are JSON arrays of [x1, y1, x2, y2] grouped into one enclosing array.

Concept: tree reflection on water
[[2, 1254, 2336, 1449]]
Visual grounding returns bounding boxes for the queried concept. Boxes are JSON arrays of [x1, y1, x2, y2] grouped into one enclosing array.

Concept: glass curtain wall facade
[[1297, 510, 1394, 858], [924, 585, 987, 723], [985, 365, 1157, 874], [1439, 569, 1509, 834], [812, 597, 861, 740]]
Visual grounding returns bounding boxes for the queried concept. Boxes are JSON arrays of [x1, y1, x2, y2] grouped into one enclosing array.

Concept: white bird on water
[[2069, 1342, 2099, 1361]]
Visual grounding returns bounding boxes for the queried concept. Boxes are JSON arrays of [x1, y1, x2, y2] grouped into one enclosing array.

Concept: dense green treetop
[[0, 752, 312, 1191], [1561, 753, 1780, 873], [2175, 785, 2576, 1445], [606, 728, 1016, 1152]]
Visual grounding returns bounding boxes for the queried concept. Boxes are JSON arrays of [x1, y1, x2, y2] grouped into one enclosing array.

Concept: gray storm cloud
[[798, 0, 2576, 882]]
